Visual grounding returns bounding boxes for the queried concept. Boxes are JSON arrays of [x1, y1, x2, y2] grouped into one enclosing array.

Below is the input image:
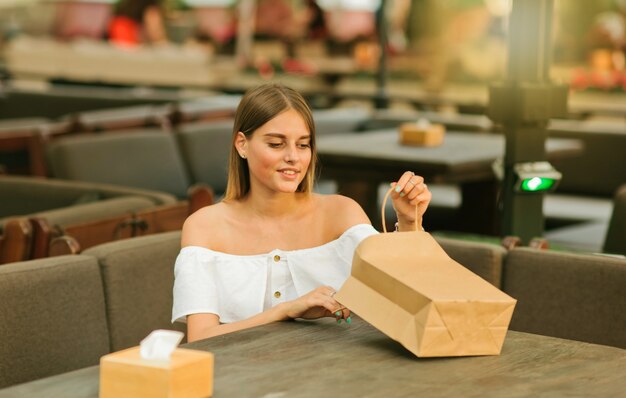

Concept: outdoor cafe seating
[[0, 1, 625, 395]]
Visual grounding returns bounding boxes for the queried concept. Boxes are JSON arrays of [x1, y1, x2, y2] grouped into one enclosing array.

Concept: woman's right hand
[[279, 286, 350, 322]]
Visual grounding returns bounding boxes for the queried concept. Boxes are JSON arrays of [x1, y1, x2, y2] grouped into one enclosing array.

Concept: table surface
[[317, 130, 583, 183], [2, 317, 624, 398]]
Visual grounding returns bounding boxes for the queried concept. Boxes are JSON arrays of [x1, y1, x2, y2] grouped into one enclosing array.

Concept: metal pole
[[488, 0, 567, 243], [235, 0, 256, 68], [375, 0, 388, 109]]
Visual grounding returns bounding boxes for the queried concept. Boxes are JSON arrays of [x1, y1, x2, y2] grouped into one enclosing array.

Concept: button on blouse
[[265, 250, 297, 309]]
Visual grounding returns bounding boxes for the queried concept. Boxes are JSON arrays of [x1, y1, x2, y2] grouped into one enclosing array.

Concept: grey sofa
[[0, 255, 110, 388], [0, 232, 184, 389], [83, 231, 185, 352], [503, 247, 626, 349], [0, 175, 179, 263]]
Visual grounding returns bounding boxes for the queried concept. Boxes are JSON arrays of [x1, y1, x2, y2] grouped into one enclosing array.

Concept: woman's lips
[[278, 169, 299, 179]]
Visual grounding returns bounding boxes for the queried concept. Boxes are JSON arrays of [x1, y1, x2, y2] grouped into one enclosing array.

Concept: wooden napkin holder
[[100, 347, 214, 398], [399, 122, 445, 147]]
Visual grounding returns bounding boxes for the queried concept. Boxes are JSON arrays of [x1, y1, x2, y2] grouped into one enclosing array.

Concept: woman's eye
[[268, 142, 282, 148], [298, 143, 311, 149]]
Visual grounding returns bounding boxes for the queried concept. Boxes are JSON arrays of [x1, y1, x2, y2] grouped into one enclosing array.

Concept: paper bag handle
[[381, 186, 422, 233]]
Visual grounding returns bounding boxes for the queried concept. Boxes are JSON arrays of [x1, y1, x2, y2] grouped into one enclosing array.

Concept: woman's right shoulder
[[181, 202, 231, 248]]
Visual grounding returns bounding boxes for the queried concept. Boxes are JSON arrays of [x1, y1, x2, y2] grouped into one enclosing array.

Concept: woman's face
[[237, 108, 312, 195]]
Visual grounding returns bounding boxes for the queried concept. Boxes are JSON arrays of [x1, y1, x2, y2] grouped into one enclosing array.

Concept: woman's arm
[[187, 306, 284, 342], [187, 286, 349, 342]]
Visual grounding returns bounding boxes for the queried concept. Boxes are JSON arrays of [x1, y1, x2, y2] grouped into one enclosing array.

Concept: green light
[[520, 177, 557, 192]]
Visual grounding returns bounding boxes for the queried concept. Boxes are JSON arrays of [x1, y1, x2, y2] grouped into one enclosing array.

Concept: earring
[[240, 153, 247, 159]]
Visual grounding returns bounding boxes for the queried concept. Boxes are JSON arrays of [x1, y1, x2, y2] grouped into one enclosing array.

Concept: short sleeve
[[171, 247, 220, 323], [335, 224, 379, 265]]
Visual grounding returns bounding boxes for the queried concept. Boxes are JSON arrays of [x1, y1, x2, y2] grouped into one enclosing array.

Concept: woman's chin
[[274, 181, 302, 193]]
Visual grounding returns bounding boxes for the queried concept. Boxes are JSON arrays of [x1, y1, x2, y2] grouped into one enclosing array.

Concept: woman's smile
[[278, 168, 300, 179]]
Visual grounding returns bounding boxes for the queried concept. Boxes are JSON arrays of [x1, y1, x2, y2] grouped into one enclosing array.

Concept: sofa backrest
[[0, 84, 179, 120], [64, 104, 169, 133], [176, 120, 233, 195], [0, 175, 176, 219], [435, 236, 506, 288], [548, 119, 626, 197], [0, 255, 110, 388], [83, 231, 184, 352], [1, 176, 106, 217], [604, 184, 626, 256], [47, 130, 192, 199], [503, 248, 626, 349], [312, 107, 370, 135]]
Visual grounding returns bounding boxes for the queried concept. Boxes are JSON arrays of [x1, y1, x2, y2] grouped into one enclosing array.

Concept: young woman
[[172, 83, 431, 342]]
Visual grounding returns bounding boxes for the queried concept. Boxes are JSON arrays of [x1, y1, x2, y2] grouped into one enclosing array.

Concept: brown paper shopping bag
[[335, 188, 516, 357]]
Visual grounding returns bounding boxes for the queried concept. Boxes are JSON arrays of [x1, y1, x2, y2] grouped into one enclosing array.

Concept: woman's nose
[[284, 145, 299, 162]]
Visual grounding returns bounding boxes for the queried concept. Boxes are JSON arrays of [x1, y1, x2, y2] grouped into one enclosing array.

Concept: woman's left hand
[[390, 171, 432, 231]]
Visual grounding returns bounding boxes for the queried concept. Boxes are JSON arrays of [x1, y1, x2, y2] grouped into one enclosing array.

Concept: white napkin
[[139, 330, 184, 361], [416, 118, 432, 129]]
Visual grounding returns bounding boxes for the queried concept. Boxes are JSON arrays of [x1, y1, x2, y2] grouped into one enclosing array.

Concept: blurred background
[[0, 0, 624, 93]]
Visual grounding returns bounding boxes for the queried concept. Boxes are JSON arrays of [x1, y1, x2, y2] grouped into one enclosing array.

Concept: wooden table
[[2, 317, 624, 397], [316, 130, 583, 234]]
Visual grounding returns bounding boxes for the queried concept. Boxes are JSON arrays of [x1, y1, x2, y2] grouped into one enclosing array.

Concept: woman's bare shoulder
[[315, 194, 371, 232], [181, 202, 231, 248]]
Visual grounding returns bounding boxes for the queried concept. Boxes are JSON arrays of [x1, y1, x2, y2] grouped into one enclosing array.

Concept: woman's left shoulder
[[314, 194, 371, 229]]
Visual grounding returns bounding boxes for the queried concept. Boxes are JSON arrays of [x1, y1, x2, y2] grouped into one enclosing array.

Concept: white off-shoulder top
[[172, 223, 378, 323]]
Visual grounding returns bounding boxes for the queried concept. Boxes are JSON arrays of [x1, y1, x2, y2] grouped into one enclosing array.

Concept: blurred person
[[422, 0, 507, 89], [188, 0, 238, 49], [109, 0, 168, 46], [588, 5, 626, 71], [255, 0, 300, 40], [252, 0, 328, 65], [387, 0, 411, 54], [318, 0, 380, 43], [302, 0, 328, 40]]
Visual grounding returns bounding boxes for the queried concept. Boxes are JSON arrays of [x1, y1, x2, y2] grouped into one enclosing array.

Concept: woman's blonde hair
[[223, 83, 317, 201]]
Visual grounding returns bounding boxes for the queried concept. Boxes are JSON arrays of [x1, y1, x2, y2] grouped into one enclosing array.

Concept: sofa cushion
[[83, 231, 184, 352], [0, 255, 110, 388]]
